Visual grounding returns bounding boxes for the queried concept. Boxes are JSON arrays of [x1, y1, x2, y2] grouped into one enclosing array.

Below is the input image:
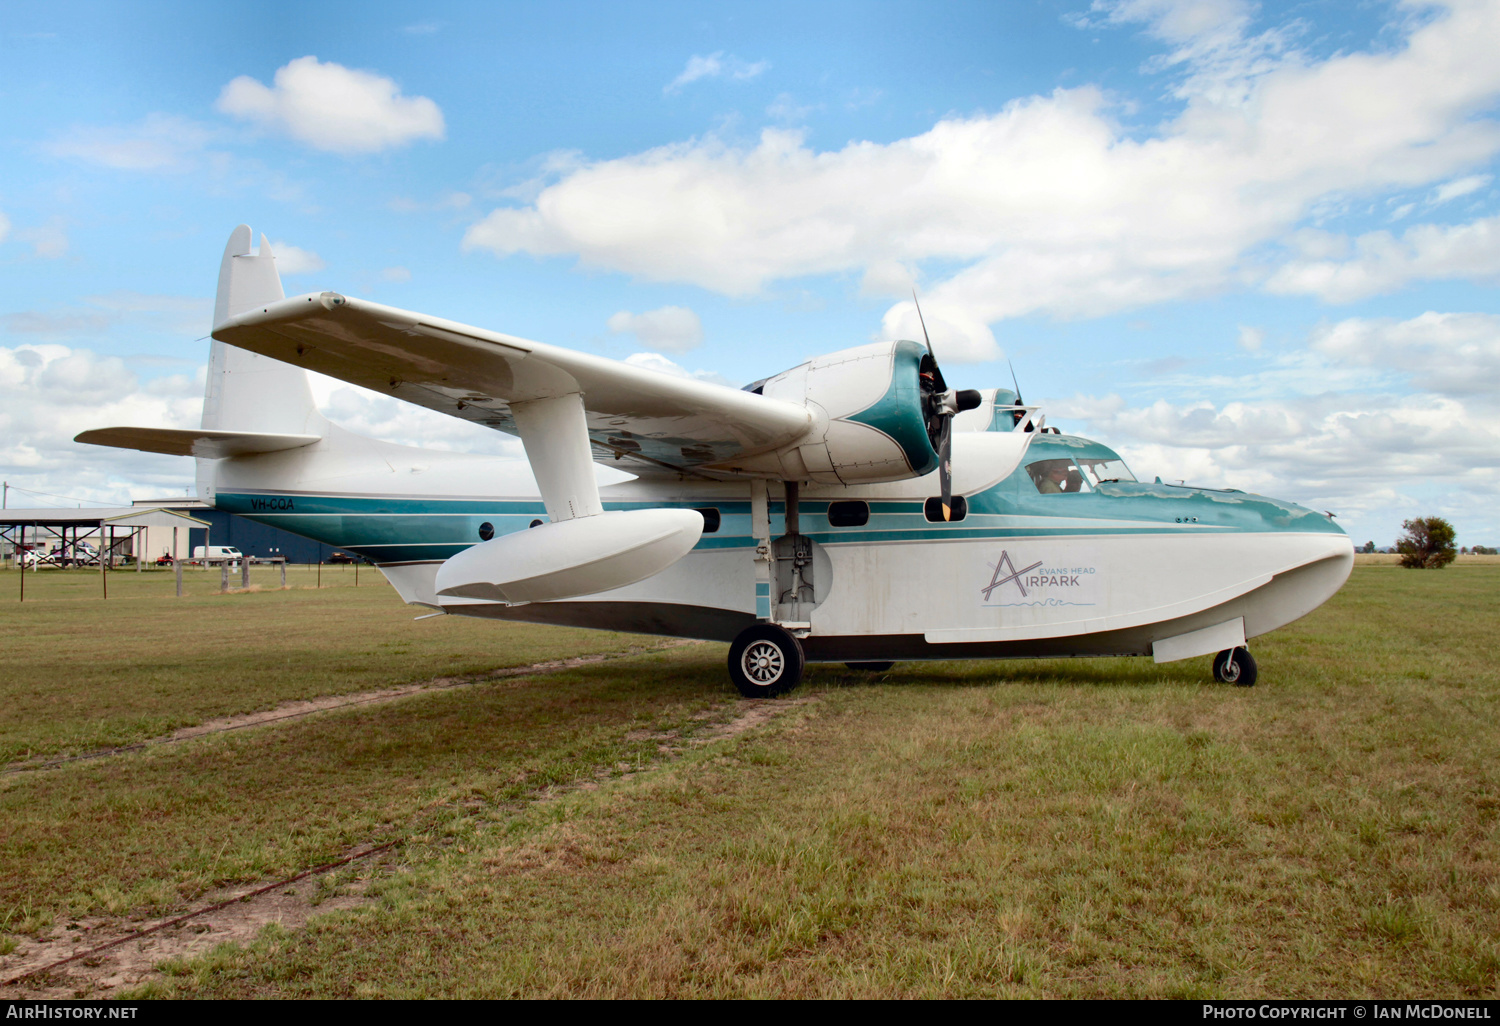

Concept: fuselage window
[[1027, 459, 1090, 494], [694, 507, 721, 533], [827, 500, 870, 527], [923, 495, 968, 522]]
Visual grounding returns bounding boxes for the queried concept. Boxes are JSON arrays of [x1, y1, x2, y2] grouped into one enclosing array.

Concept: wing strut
[[511, 393, 602, 521], [432, 389, 704, 604]]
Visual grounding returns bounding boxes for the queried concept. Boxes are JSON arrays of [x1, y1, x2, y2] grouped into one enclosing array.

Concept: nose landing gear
[[1213, 647, 1258, 687]]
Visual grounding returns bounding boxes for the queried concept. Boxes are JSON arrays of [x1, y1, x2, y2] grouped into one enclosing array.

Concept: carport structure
[[1, 506, 210, 601]]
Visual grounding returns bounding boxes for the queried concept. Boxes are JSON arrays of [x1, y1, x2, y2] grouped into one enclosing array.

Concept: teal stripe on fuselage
[[216, 434, 1340, 563]]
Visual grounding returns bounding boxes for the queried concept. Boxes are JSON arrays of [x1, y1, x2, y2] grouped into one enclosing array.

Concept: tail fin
[[199, 225, 327, 499], [203, 225, 326, 436]]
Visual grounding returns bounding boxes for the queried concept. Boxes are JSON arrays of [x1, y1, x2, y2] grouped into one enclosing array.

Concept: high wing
[[212, 292, 812, 475]]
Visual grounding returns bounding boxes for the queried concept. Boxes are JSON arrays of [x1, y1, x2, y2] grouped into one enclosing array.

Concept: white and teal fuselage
[[206, 421, 1352, 664]]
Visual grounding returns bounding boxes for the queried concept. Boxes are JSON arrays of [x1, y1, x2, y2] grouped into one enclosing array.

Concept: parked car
[[191, 545, 243, 565]]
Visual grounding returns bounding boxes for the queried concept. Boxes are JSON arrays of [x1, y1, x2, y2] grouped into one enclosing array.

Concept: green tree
[[1396, 517, 1457, 569], [1361, 540, 1376, 553]]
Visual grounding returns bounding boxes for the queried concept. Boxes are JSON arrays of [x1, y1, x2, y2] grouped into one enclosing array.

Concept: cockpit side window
[[1026, 458, 1090, 494]]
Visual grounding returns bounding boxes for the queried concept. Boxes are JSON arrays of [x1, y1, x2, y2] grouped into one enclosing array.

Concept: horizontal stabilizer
[[75, 427, 322, 459]]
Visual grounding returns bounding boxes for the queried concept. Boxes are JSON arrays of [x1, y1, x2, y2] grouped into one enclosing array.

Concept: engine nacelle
[[743, 340, 940, 485]]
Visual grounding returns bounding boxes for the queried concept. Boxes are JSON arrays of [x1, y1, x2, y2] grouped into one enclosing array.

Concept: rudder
[[203, 225, 325, 436], [199, 225, 327, 498]]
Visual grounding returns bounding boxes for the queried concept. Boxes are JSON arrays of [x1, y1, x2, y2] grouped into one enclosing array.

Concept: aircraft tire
[[1213, 647, 1258, 687], [728, 624, 804, 698], [845, 661, 895, 672]]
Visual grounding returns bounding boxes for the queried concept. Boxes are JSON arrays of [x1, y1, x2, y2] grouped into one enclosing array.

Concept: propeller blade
[[912, 289, 970, 519], [912, 289, 933, 356], [938, 413, 953, 521]]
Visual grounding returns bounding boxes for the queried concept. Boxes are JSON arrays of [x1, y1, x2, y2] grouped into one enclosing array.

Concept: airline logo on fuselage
[[981, 549, 1099, 607], [981, 550, 1043, 599]]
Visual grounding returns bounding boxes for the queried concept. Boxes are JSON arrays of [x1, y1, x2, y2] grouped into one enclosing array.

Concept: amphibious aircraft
[[77, 226, 1353, 695]]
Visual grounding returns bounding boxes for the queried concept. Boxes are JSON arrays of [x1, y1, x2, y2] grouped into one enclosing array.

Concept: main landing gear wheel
[[728, 624, 805, 698], [845, 661, 895, 672], [1213, 647, 1258, 687]]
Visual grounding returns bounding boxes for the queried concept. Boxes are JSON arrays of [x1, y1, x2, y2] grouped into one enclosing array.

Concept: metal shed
[[0, 506, 210, 601]]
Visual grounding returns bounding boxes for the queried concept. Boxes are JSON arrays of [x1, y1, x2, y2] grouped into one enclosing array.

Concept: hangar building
[[128, 499, 356, 564]]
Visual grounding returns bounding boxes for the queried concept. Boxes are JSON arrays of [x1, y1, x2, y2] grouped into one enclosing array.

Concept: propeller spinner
[[912, 293, 982, 521]]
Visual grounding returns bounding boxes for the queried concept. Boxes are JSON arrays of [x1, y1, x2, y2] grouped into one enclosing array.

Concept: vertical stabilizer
[[200, 225, 327, 498]]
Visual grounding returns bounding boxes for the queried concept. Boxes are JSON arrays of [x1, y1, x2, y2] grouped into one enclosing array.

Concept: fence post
[[175, 557, 183, 597], [220, 561, 228, 593], [280, 559, 286, 589], [241, 558, 250, 589]]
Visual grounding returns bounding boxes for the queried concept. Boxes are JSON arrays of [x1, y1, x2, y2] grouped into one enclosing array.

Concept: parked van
[[192, 545, 243, 564]]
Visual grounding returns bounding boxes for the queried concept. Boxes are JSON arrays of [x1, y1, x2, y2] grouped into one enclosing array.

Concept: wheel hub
[[743, 641, 784, 684]]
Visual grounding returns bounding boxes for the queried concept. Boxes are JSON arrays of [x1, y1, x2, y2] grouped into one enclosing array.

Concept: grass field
[[0, 565, 646, 764], [1, 561, 1497, 998]]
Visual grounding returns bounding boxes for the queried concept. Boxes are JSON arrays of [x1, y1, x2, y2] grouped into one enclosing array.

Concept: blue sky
[[2, 0, 1498, 547]]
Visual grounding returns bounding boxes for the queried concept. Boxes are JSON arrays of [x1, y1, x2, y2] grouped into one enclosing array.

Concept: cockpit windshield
[[1074, 457, 1136, 487], [1026, 459, 1089, 494]]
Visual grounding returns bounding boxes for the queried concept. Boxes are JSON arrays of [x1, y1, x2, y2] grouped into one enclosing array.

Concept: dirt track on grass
[[2, 640, 703, 777], [0, 659, 814, 999]]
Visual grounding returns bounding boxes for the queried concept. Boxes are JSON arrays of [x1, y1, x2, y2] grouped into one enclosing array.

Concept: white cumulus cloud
[[607, 306, 703, 353], [305, 372, 522, 456], [466, 1, 1500, 361], [217, 56, 445, 155], [268, 241, 326, 275], [1043, 308, 1500, 544], [0, 344, 206, 504], [621, 352, 731, 386], [879, 299, 1000, 363], [1310, 311, 1500, 397], [1266, 214, 1500, 302], [0, 344, 529, 508]]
